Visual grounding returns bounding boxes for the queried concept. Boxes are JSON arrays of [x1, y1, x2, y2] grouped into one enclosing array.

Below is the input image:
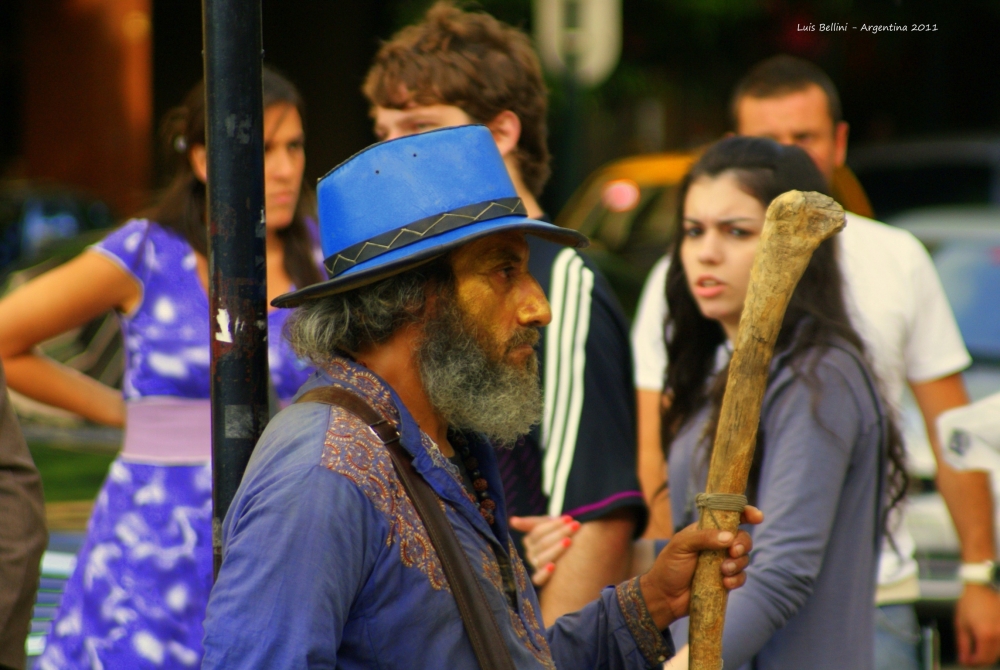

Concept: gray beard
[[418, 300, 542, 447]]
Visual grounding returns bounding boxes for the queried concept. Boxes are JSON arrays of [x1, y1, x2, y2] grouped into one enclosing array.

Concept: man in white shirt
[[633, 55, 1000, 668]]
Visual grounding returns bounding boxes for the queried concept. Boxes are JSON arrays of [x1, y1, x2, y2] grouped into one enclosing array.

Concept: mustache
[[420, 303, 543, 445], [505, 327, 540, 354]]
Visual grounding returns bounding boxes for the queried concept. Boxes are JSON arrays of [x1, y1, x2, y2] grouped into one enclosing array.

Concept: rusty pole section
[[202, 0, 268, 578]]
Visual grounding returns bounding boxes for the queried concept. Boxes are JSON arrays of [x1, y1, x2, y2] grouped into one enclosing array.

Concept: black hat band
[[325, 197, 526, 277]]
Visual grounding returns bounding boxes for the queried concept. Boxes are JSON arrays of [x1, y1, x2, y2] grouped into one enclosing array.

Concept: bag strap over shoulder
[[296, 386, 516, 670]]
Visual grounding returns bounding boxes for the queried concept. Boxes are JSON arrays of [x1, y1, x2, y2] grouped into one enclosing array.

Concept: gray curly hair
[[284, 259, 453, 363]]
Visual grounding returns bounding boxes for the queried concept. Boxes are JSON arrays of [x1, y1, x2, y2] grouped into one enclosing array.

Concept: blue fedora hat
[[272, 125, 588, 307]]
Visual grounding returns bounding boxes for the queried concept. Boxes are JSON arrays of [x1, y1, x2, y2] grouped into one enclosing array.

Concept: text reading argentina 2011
[[797, 23, 938, 33]]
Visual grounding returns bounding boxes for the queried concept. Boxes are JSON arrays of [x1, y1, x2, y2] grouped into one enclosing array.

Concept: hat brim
[[272, 216, 588, 308]]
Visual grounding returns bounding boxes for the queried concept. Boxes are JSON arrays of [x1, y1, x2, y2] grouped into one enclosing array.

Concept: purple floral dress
[[36, 219, 315, 669]]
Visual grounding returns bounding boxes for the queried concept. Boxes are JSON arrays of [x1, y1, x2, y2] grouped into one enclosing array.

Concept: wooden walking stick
[[687, 190, 845, 670]]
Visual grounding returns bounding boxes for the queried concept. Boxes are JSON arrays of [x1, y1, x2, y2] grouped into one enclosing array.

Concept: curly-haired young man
[[363, 2, 647, 623]]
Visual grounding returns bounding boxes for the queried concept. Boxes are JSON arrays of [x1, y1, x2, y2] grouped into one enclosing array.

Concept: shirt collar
[[300, 355, 509, 547]]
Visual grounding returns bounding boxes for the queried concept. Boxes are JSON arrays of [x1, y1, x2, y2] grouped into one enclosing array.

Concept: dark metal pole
[[202, 0, 268, 578]]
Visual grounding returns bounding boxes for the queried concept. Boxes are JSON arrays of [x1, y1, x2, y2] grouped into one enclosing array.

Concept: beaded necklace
[[450, 432, 496, 525]]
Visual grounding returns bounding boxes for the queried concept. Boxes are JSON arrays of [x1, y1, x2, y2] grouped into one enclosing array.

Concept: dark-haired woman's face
[[263, 103, 305, 231], [680, 172, 766, 341], [187, 102, 305, 234]]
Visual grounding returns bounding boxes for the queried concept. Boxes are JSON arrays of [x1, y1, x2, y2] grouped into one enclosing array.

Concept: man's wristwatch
[[958, 560, 1000, 589]]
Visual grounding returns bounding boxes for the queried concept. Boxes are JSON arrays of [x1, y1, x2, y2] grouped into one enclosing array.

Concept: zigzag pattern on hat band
[[325, 197, 526, 277]]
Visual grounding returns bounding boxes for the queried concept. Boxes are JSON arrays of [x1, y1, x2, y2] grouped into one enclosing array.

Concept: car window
[[584, 185, 679, 257], [933, 241, 1000, 360], [572, 183, 681, 319], [624, 185, 680, 254], [855, 165, 992, 220]]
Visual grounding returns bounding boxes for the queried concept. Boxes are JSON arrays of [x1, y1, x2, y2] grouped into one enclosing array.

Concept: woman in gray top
[[517, 136, 909, 668], [661, 136, 908, 670]]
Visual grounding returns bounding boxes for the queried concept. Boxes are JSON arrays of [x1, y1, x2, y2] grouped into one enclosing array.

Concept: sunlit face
[[373, 103, 475, 142], [418, 231, 548, 444], [447, 231, 550, 368], [263, 103, 305, 231], [736, 84, 847, 183], [680, 172, 767, 340]]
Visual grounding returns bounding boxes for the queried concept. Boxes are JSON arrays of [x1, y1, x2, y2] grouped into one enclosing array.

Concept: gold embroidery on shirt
[[509, 539, 553, 655], [615, 576, 673, 666], [479, 547, 556, 670], [482, 550, 504, 592], [321, 406, 449, 592], [423, 433, 474, 501], [318, 357, 398, 421]]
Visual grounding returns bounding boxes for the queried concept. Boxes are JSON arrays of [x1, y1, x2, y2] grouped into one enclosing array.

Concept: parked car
[[893, 206, 1000, 469], [849, 136, 1000, 221], [555, 152, 694, 316], [886, 208, 1000, 627]]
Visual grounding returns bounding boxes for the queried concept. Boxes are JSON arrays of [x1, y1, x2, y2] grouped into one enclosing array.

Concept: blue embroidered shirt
[[201, 357, 673, 669]]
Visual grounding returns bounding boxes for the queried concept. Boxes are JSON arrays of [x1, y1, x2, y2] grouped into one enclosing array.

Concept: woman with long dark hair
[[656, 136, 909, 669], [518, 136, 907, 669], [0, 67, 322, 669]]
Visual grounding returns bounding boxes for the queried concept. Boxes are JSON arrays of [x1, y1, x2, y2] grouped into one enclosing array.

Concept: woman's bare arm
[[0, 251, 141, 426], [637, 388, 674, 539]]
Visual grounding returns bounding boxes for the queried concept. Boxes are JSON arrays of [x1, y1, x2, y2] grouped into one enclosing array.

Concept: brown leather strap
[[297, 386, 516, 670], [297, 387, 401, 446]]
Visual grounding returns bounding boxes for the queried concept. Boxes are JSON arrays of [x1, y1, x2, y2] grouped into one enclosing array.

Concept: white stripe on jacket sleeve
[[542, 248, 594, 516]]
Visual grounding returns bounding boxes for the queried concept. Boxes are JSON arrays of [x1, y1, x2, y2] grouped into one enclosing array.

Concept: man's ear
[[189, 144, 208, 183], [420, 273, 446, 320], [484, 110, 522, 159], [833, 121, 849, 168]]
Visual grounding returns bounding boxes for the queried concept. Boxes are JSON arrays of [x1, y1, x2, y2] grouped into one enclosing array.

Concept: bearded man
[[363, 3, 647, 624], [201, 126, 756, 669]]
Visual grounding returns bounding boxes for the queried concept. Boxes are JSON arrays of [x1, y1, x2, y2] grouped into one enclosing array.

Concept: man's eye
[[414, 122, 436, 131], [683, 226, 702, 238], [288, 140, 304, 152]]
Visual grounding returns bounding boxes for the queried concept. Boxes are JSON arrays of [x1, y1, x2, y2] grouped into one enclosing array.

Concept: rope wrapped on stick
[[695, 493, 748, 513]]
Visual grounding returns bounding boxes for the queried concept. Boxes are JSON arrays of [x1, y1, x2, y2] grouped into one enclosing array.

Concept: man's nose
[[518, 275, 551, 328]]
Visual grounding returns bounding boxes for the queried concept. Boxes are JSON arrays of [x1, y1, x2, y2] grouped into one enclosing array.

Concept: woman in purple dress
[[0, 68, 322, 669]]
